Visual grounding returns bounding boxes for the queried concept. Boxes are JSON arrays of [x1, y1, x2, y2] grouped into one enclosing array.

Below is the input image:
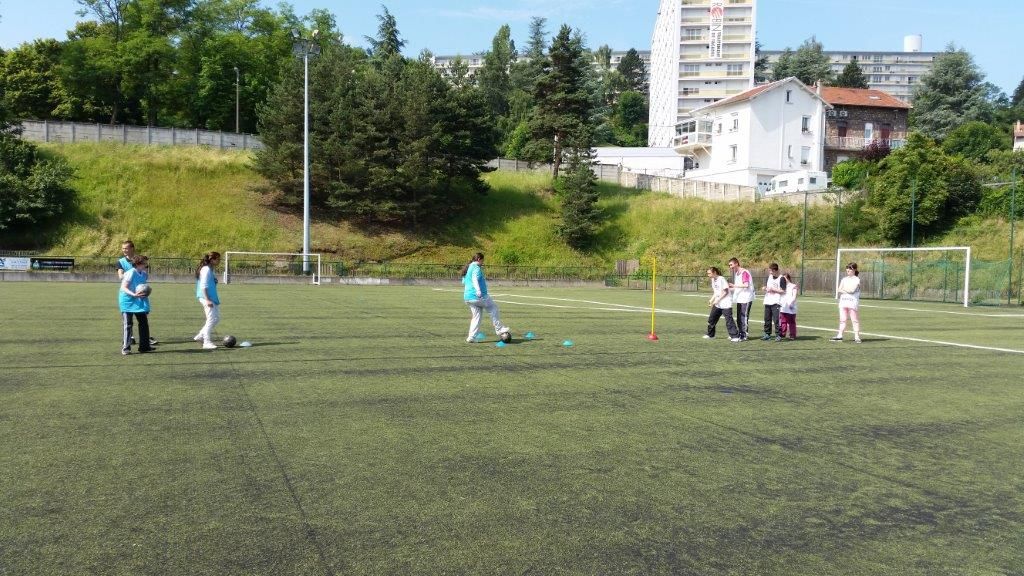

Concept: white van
[[766, 171, 828, 195]]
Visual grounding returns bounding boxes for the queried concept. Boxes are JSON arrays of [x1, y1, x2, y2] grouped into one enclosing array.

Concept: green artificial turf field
[[1, 281, 1022, 575]]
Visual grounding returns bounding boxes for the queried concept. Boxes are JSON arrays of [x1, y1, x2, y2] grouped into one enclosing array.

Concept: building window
[[800, 146, 810, 165], [785, 90, 792, 103], [801, 116, 811, 133], [864, 122, 874, 141], [732, 118, 739, 131], [727, 63, 743, 76], [837, 120, 848, 138], [787, 145, 793, 158], [730, 145, 738, 163], [809, 177, 818, 184], [873, 54, 883, 62]]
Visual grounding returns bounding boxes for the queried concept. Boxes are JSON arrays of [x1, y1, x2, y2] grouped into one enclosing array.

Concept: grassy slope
[[25, 143, 1018, 270]]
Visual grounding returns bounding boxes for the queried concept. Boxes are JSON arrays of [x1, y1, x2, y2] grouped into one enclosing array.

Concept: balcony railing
[[825, 137, 906, 150]]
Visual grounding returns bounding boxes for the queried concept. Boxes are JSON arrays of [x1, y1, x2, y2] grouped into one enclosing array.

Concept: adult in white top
[[727, 257, 755, 341], [831, 262, 863, 343], [760, 262, 786, 341], [704, 266, 739, 340]]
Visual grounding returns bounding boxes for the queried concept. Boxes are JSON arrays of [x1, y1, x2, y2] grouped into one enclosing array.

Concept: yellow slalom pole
[[647, 257, 659, 340]]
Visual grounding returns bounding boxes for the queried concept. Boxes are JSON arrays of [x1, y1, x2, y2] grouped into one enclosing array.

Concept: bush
[[0, 133, 75, 232]]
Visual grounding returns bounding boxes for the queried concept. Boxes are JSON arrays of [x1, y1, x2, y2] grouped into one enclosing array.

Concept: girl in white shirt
[[831, 262, 862, 343]]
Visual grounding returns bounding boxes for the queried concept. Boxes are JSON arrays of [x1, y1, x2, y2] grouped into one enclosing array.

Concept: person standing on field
[[832, 262, 862, 343], [705, 266, 739, 341], [194, 251, 222, 350], [461, 252, 510, 343], [761, 263, 786, 341], [119, 255, 154, 355], [779, 273, 798, 340], [727, 257, 755, 341], [117, 239, 158, 347]]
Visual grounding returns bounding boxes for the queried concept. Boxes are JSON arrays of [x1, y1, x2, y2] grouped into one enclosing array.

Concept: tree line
[[2, 3, 641, 248]]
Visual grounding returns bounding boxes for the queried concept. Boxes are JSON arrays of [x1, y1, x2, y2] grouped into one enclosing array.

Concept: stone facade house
[[819, 87, 911, 174]]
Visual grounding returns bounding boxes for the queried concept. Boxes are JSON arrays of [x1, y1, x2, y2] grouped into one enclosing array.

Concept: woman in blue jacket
[[461, 252, 510, 343]]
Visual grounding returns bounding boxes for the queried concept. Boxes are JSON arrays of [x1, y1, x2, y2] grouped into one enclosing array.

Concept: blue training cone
[[524, 331, 536, 340], [562, 340, 574, 348], [474, 332, 486, 341], [495, 341, 507, 348]]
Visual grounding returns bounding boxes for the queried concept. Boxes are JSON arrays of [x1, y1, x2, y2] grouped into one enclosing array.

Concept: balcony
[[825, 137, 907, 151], [673, 119, 715, 153]]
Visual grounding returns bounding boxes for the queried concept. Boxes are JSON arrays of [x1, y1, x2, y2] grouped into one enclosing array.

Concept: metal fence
[[3, 252, 1019, 305], [17, 120, 263, 150]]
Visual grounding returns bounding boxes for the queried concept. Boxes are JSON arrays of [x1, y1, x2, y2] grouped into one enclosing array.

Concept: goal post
[[223, 252, 322, 285], [835, 246, 971, 307]]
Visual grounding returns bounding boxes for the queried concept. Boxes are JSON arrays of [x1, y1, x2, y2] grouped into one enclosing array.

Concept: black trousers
[[122, 312, 152, 352], [734, 301, 752, 339], [707, 306, 738, 338], [763, 304, 781, 336]]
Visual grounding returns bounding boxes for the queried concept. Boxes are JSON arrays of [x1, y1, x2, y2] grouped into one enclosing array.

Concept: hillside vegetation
[[11, 143, 1017, 271]]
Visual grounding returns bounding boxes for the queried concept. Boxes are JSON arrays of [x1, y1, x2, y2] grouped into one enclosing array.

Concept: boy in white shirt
[[727, 257, 755, 341], [760, 263, 786, 341], [705, 267, 739, 341]]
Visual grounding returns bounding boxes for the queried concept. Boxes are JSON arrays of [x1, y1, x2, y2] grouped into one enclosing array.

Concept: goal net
[[223, 252, 322, 285], [835, 247, 971, 307]]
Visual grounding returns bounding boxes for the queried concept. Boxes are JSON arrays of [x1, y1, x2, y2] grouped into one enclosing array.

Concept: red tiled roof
[[820, 87, 911, 109]]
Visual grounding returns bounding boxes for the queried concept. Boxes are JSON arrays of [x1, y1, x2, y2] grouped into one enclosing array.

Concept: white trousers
[[466, 297, 506, 339], [198, 300, 220, 344]]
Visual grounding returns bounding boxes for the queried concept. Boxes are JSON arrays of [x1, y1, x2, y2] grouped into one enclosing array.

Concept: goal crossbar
[[223, 251, 322, 285], [836, 246, 971, 307]]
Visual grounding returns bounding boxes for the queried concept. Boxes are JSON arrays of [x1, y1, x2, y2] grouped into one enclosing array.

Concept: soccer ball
[[499, 331, 512, 344], [222, 335, 237, 348], [136, 283, 152, 297]]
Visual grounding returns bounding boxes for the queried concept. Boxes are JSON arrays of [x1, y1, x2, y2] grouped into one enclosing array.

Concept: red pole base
[[647, 332, 659, 341]]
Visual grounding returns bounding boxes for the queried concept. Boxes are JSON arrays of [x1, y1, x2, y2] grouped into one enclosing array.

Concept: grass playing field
[[1, 281, 1022, 575]]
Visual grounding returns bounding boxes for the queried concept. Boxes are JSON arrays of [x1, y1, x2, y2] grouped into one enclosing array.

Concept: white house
[[1014, 121, 1024, 152], [673, 77, 830, 192]]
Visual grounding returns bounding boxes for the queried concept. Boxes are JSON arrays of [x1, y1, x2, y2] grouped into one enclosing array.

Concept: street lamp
[[292, 29, 320, 274], [233, 66, 240, 133]]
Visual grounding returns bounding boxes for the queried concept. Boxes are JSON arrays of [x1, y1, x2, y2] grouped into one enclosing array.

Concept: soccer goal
[[223, 252, 322, 285], [835, 246, 971, 307]]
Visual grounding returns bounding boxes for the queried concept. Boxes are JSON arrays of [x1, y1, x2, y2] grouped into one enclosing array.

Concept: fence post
[[44, 120, 49, 143], [122, 124, 127, 144], [71, 122, 76, 143], [97, 123, 101, 142], [195, 129, 200, 145], [171, 127, 176, 145]]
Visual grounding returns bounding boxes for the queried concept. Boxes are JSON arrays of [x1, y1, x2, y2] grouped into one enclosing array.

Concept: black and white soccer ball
[[136, 283, 152, 297], [222, 335, 237, 348], [499, 331, 512, 344]]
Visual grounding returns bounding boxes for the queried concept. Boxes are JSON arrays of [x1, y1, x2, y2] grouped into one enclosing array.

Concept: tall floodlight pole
[[233, 66, 240, 133], [293, 29, 320, 274]]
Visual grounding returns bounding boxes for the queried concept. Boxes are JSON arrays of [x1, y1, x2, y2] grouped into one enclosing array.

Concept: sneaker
[[193, 334, 204, 342], [774, 336, 783, 342], [202, 342, 218, 350], [138, 348, 154, 353], [122, 349, 131, 356], [702, 334, 713, 339], [466, 337, 475, 343], [760, 334, 771, 341], [729, 337, 741, 342], [740, 336, 748, 341], [854, 338, 862, 343], [149, 337, 159, 346], [830, 336, 843, 341]]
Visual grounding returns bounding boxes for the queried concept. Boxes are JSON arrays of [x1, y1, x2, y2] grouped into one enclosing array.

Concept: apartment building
[[819, 87, 911, 173], [672, 77, 828, 190], [648, 0, 758, 148], [764, 36, 938, 103]]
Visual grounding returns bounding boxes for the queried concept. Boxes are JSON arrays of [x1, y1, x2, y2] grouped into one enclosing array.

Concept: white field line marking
[[796, 298, 1024, 318], [433, 289, 1024, 355]]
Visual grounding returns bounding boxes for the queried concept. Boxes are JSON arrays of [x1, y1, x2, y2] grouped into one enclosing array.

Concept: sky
[[0, 0, 1020, 95]]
